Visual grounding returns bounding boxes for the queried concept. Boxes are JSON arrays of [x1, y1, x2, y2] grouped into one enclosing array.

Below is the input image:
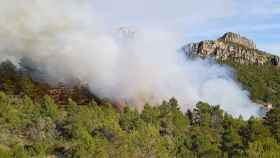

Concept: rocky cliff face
[[184, 32, 280, 66], [218, 32, 256, 49]]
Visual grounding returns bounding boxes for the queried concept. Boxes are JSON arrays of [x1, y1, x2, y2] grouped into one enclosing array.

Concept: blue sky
[[92, 0, 280, 54], [186, 13, 280, 53]]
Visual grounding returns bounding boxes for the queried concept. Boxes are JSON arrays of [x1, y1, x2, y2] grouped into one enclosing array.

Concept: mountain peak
[[218, 32, 256, 49], [184, 32, 279, 66]]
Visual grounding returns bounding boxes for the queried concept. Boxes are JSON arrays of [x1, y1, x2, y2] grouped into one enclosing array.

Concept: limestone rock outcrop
[[218, 32, 256, 49], [184, 32, 279, 66]]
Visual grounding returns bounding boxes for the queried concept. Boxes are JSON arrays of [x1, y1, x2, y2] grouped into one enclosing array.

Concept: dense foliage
[[0, 93, 280, 157], [1, 60, 280, 157], [222, 61, 280, 106]]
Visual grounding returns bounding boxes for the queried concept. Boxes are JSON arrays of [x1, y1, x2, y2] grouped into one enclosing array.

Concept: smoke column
[[0, 0, 260, 118]]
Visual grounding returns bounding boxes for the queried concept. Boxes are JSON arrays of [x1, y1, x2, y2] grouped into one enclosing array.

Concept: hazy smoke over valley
[[0, 0, 260, 118]]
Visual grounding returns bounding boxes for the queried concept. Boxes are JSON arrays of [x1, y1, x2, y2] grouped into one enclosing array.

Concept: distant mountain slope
[[184, 32, 280, 66], [183, 32, 280, 107]]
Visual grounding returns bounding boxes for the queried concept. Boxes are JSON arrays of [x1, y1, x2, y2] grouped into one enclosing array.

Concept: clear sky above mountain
[[93, 0, 280, 55]]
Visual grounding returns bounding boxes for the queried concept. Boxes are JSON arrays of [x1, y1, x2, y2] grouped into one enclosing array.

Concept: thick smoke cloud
[[0, 0, 260, 118]]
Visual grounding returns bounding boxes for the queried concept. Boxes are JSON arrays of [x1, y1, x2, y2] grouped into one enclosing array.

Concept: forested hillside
[[221, 61, 280, 107], [185, 32, 280, 108], [0, 60, 94, 105], [1, 60, 280, 158], [1, 92, 280, 157]]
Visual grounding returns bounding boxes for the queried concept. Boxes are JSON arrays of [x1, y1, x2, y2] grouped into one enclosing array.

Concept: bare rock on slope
[[184, 32, 279, 66]]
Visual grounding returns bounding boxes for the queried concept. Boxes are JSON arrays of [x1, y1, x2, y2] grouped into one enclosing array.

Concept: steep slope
[[184, 32, 280, 66], [183, 32, 280, 107], [0, 60, 94, 105]]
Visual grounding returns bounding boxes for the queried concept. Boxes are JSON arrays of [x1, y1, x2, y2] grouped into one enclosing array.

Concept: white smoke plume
[[0, 0, 260, 118]]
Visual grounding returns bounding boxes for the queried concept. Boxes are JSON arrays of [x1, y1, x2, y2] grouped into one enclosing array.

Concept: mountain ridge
[[184, 32, 280, 66]]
